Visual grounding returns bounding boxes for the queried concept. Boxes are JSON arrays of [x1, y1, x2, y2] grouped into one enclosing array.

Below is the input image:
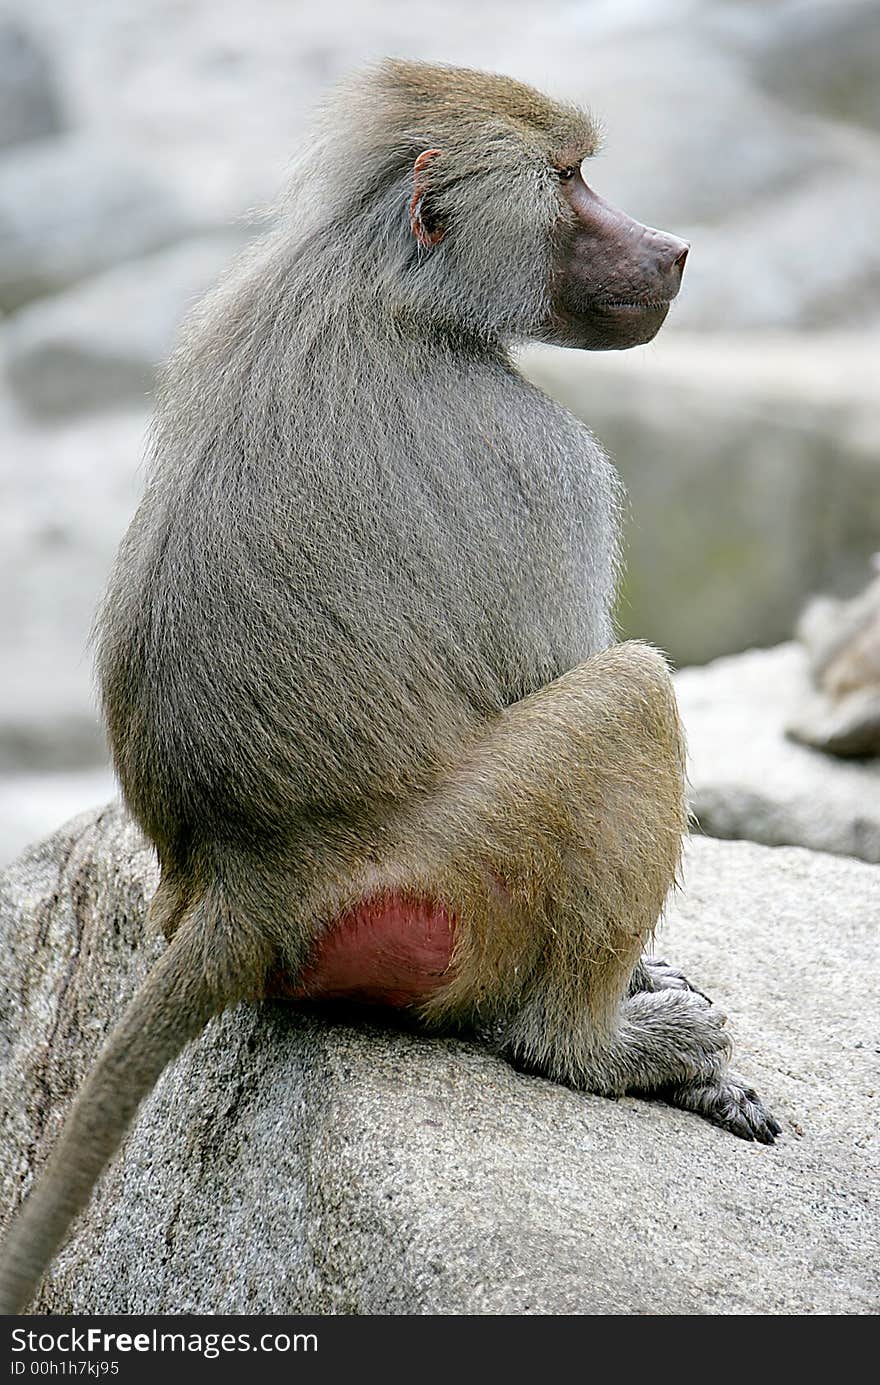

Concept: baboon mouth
[[596, 298, 672, 312]]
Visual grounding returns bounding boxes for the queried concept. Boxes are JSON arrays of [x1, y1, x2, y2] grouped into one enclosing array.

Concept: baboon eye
[[556, 165, 577, 181]]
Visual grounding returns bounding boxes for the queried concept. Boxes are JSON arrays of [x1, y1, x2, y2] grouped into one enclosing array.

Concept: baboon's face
[[544, 162, 689, 351]]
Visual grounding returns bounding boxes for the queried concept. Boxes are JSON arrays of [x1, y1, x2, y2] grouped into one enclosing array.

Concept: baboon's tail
[[0, 896, 266, 1315]]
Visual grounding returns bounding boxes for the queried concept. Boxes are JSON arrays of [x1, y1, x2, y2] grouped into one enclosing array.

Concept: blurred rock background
[[1, 0, 878, 865]]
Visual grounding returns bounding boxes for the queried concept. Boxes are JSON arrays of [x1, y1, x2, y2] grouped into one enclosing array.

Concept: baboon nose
[[650, 230, 689, 287]]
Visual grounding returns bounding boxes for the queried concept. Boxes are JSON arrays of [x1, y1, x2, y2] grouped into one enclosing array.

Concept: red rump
[[288, 892, 456, 1008]]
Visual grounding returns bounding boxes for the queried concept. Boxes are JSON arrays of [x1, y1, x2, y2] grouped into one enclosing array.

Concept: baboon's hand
[[668, 1071, 782, 1145]]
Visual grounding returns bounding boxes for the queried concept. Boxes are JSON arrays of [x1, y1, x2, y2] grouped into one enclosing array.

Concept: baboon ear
[[409, 149, 445, 249]]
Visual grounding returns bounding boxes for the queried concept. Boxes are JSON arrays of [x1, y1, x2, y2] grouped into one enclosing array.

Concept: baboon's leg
[[388, 642, 777, 1142]]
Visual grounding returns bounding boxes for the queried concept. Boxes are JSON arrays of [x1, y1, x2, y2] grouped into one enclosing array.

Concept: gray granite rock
[[0, 406, 147, 778], [4, 235, 246, 417], [0, 137, 199, 311], [754, 0, 880, 132], [521, 333, 880, 666], [672, 149, 880, 330], [0, 18, 64, 149], [1, 803, 877, 1314], [0, 769, 115, 868], [677, 642, 880, 861]]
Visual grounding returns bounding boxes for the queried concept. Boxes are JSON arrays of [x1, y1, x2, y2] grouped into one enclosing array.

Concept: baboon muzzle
[[548, 172, 690, 350]]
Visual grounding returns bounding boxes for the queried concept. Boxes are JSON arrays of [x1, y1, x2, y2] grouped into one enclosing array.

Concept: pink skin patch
[[283, 893, 456, 1008]]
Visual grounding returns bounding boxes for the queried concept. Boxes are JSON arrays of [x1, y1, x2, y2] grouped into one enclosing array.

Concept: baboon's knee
[[580, 642, 687, 881], [559, 640, 684, 783], [601, 640, 681, 740]]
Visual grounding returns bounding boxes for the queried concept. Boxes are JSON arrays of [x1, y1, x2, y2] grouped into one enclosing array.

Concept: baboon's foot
[[503, 991, 778, 1148], [618, 992, 779, 1143], [661, 1070, 782, 1144], [629, 954, 711, 1003]]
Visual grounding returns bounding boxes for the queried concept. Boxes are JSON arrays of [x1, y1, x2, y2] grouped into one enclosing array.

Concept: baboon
[[0, 59, 779, 1315]]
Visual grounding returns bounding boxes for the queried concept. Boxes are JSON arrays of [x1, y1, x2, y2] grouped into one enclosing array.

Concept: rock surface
[[677, 642, 880, 862], [672, 146, 880, 331], [4, 235, 247, 417], [0, 405, 145, 784], [0, 18, 64, 149], [754, 0, 880, 132], [521, 334, 880, 666], [0, 769, 115, 868], [0, 137, 198, 312], [1, 803, 877, 1315]]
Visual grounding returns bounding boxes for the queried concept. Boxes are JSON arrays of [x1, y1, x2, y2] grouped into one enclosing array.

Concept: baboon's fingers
[[637, 956, 713, 1004], [664, 1073, 781, 1145]]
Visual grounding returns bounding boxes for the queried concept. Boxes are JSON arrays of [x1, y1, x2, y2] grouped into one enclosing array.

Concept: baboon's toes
[[706, 1076, 782, 1145], [663, 1069, 782, 1143], [644, 956, 712, 1003]]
